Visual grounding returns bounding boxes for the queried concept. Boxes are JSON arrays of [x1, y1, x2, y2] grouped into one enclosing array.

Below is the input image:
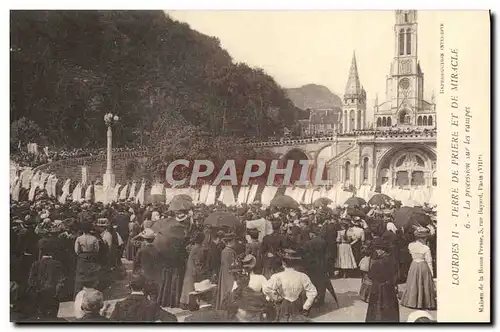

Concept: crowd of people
[[10, 182, 437, 323], [11, 146, 147, 168]]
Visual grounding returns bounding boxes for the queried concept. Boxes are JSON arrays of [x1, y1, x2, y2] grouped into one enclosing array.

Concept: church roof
[[344, 51, 363, 97]]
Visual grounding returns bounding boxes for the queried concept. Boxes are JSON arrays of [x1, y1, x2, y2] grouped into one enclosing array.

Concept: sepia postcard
[[9, 10, 490, 323]]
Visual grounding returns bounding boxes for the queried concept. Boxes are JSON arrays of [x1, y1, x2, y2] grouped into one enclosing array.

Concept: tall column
[[103, 124, 115, 188], [106, 126, 112, 173]]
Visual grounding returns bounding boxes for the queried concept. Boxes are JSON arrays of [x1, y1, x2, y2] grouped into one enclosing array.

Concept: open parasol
[[172, 194, 193, 202], [149, 194, 165, 204], [344, 196, 367, 208], [168, 197, 194, 211], [270, 195, 299, 209], [312, 197, 333, 208], [393, 207, 431, 230], [368, 193, 392, 207], [205, 211, 240, 228]]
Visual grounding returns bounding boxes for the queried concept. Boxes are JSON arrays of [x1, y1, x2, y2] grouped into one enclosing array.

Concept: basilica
[[259, 10, 437, 194], [330, 10, 437, 192]]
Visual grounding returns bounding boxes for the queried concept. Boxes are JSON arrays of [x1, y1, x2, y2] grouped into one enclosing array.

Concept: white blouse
[[263, 267, 318, 310], [408, 241, 434, 277]]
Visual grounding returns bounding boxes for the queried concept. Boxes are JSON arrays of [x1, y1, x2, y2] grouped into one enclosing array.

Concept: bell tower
[[374, 10, 433, 129], [341, 51, 366, 133]]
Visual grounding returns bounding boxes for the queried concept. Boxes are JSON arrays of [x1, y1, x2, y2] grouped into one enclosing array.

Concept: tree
[[10, 11, 300, 149], [10, 117, 46, 151]]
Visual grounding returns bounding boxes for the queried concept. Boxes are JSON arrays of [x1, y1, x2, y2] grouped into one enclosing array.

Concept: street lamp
[[103, 112, 119, 188]]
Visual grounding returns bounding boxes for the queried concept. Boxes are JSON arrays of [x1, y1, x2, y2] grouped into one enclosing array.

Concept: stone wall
[[34, 150, 150, 184]]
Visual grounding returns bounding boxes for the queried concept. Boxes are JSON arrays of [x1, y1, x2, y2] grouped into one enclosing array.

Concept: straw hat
[[242, 254, 257, 269], [138, 228, 156, 240], [95, 218, 109, 228], [281, 248, 302, 260], [407, 310, 434, 322], [189, 279, 217, 295], [414, 227, 431, 238]]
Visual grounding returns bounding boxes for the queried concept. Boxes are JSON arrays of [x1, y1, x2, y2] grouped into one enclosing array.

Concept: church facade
[[327, 10, 437, 191], [256, 10, 437, 193]]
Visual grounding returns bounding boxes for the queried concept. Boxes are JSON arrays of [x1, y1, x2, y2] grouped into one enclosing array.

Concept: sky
[[167, 10, 441, 122]]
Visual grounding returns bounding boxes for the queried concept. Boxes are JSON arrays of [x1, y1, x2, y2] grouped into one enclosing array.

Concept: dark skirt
[[157, 266, 184, 308], [351, 241, 362, 264], [365, 281, 400, 322], [74, 252, 101, 296], [359, 273, 372, 303], [275, 298, 303, 322], [124, 237, 138, 261]]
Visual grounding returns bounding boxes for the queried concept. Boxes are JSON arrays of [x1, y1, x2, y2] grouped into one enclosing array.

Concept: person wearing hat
[[97, 217, 123, 273], [245, 228, 262, 273], [133, 228, 163, 302], [263, 249, 317, 322], [124, 213, 142, 261], [400, 227, 436, 310], [228, 286, 271, 322], [348, 215, 365, 266], [110, 273, 177, 322], [26, 241, 66, 320], [407, 310, 435, 323], [180, 231, 208, 310], [261, 219, 287, 279], [231, 254, 267, 293], [74, 221, 102, 296], [335, 218, 357, 278], [216, 232, 238, 310], [365, 237, 400, 322], [75, 289, 109, 322], [184, 279, 224, 322]]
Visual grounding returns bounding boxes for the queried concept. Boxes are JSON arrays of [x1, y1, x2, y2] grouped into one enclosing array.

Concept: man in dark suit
[[184, 279, 225, 322], [301, 230, 339, 308], [110, 274, 177, 322], [133, 229, 163, 301]]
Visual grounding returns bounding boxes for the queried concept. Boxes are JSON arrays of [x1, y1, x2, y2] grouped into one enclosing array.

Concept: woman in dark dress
[[365, 238, 400, 322], [74, 221, 102, 295]]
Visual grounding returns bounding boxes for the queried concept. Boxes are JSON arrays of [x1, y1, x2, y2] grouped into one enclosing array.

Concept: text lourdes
[[449, 48, 460, 286]]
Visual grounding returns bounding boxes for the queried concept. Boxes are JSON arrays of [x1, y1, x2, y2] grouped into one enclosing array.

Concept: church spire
[[345, 51, 362, 97]]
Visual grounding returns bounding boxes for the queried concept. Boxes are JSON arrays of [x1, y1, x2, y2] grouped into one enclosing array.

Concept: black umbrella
[[368, 193, 392, 207], [205, 211, 240, 228], [270, 195, 299, 209], [344, 196, 367, 208]]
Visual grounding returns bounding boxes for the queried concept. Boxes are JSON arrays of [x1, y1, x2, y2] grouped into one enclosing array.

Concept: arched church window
[[412, 171, 425, 186], [345, 161, 351, 181], [363, 157, 369, 180], [428, 116, 433, 126], [382, 117, 387, 127], [405, 115, 411, 124], [404, 13, 408, 23], [417, 116, 422, 126], [357, 110, 361, 129], [423, 116, 428, 126], [349, 110, 355, 132], [376, 117, 381, 127], [387, 117, 392, 126], [406, 28, 412, 55], [399, 110, 407, 124], [432, 177, 437, 186], [399, 29, 405, 55], [415, 155, 425, 167]]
